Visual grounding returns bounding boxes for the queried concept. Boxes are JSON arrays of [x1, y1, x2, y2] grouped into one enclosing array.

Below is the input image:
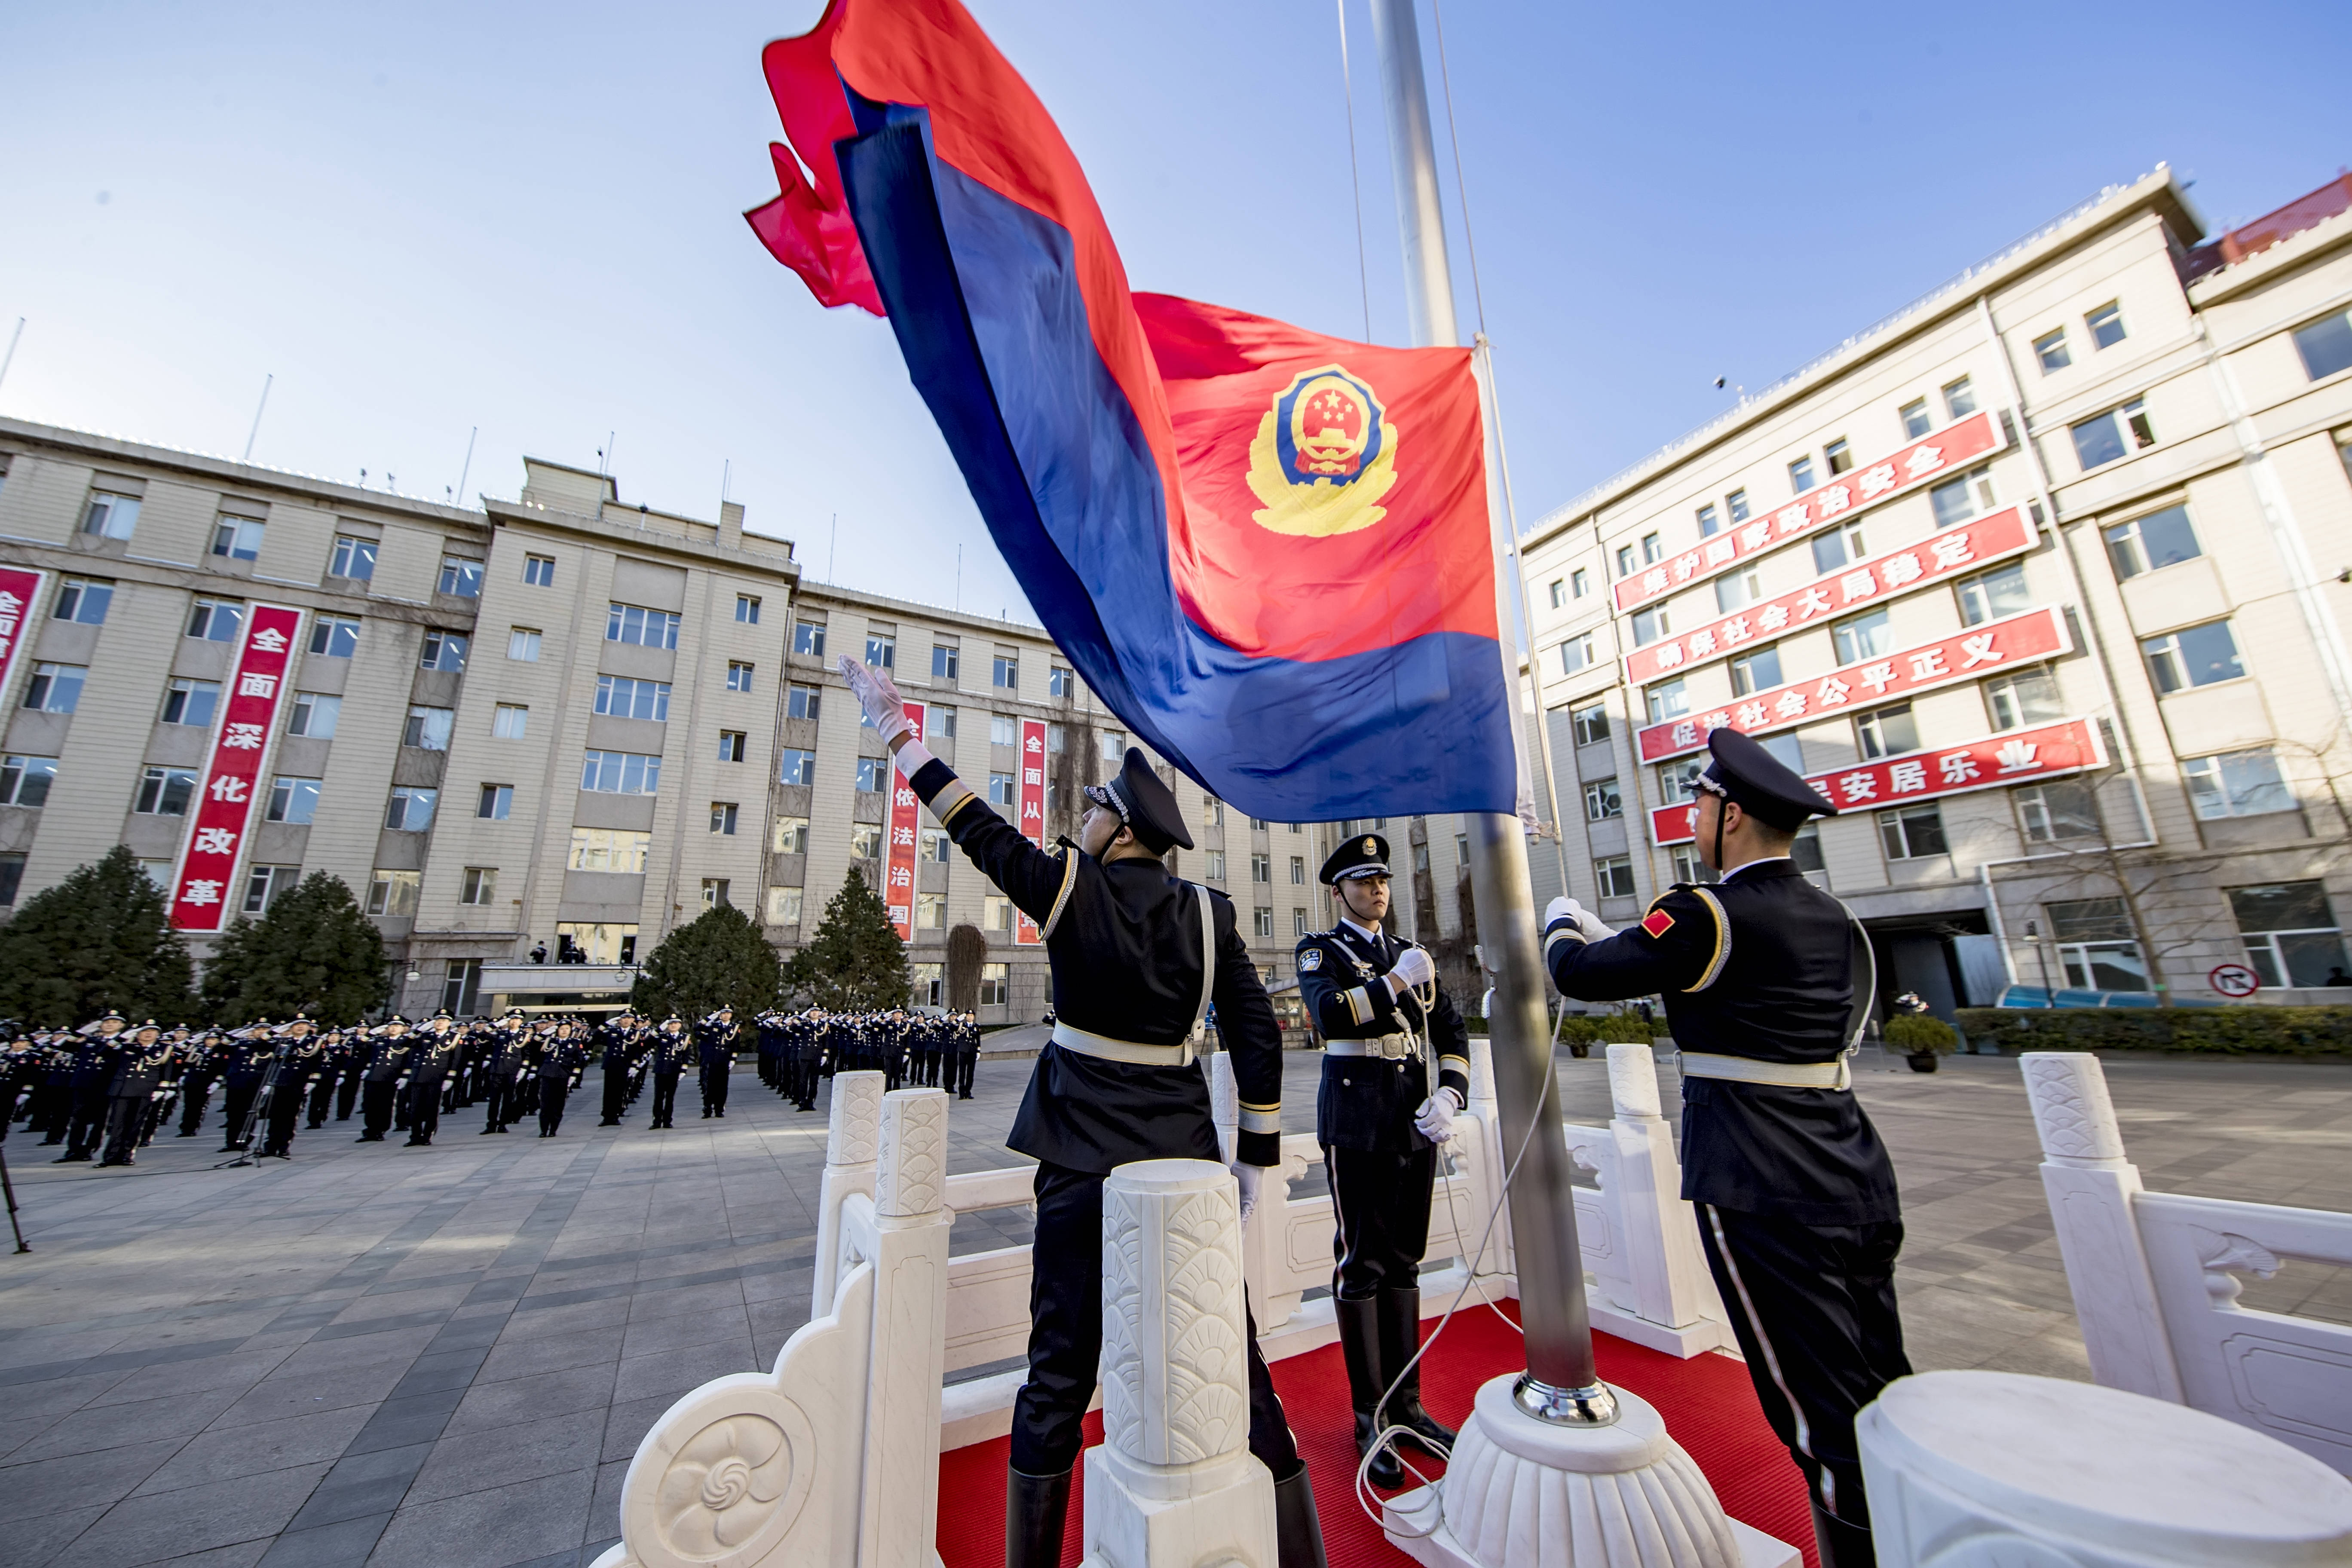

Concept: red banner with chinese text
[[1014, 719, 1047, 946], [885, 702, 926, 940], [1622, 507, 2034, 685], [171, 604, 303, 930], [1633, 605, 2070, 765], [1612, 410, 2009, 612], [0, 568, 49, 710]]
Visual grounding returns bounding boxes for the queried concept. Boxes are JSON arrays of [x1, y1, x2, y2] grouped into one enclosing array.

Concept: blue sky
[[2, 0, 2344, 618]]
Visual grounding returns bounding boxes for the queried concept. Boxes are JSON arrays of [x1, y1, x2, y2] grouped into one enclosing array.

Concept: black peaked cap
[[1702, 727, 1838, 830], [1319, 833, 1391, 885], [1083, 747, 1192, 854]]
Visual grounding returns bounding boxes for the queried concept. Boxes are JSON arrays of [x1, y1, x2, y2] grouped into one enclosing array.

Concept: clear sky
[[2, 0, 2345, 620]]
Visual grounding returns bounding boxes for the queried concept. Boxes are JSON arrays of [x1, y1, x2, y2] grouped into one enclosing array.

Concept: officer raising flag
[[1543, 728, 1906, 1568]]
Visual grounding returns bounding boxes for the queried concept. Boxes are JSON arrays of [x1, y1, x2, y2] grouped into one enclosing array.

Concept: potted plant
[[1884, 1013, 1958, 1072]]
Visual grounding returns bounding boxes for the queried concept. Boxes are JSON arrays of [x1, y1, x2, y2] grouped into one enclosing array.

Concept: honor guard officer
[[840, 655, 1325, 1568], [1296, 834, 1469, 1488], [1543, 728, 1904, 1568], [648, 1018, 692, 1129]]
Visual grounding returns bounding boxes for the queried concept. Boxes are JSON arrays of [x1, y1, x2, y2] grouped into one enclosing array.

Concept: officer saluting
[[1542, 728, 1903, 1568], [838, 655, 1323, 1568], [1295, 833, 1467, 1488]]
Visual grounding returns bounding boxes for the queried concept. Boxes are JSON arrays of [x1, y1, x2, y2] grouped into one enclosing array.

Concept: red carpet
[[938, 1304, 1815, 1566]]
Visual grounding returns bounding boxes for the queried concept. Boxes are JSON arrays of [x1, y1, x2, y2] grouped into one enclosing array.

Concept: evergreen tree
[[0, 845, 196, 1025], [201, 872, 389, 1025], [788, 868, 912, 1011], [632, 903, 781, 1023]]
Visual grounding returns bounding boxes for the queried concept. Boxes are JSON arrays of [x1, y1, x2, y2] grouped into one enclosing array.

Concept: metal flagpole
[[1368, 0, 1611, 1424]]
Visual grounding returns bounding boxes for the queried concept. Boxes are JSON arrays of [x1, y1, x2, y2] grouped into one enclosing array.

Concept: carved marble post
[[1084, 1158, 1277, 1568], [1603, 1044, 1721, 1338], [2020, 1053, 2184, 1401], [858, 1087, 951, 1566], [814, 1070, 884, 1319]]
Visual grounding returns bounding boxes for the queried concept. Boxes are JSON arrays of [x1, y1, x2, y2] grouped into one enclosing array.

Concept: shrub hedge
[[1884, 1014, 1959, 1053], [1956, 1005, 2352, 1058]]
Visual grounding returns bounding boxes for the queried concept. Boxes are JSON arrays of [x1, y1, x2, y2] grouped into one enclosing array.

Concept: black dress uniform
[[404, 1022, 458, 1145], [648, 1020, 691, 1128], [260, 1023, 323, 1158], [695, 1011, 734, 1117], [599, 1014, 638, 1125], [1295, 833, 1469, 1486], [538, 1026, 587, 1136], [98, 1025, 173, 1167], [902, 736, 1319, 1568], [1544, 729, 1903, 1568], [357, 1023, 413, 1142]]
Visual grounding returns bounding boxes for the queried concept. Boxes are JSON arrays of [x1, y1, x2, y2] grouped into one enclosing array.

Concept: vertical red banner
[[0, 568, 50, 710], [885, 701, 927, 941], [171, 604, 303, 931], [1014, 718, 1047, 946]]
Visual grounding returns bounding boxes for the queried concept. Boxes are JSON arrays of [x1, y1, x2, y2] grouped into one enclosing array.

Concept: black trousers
[[1011, 1161, 1301, 1479], [220, 1081, 261, 1148], [100, 1093, 148, 1164], [176, 1074, 213, 1136], [481, 1074, 519, 1131], [360, 1079, 397, 1139], [951, 1051, 976, 1098], [336, 1071, 362, 1120], [538, 1077, 569, 1135], [651, 1072, 680, 1126], [1326, 1143, 1437, 1298], [262, 1079, 305, 1155], [1697, 1204, 1910, 1529], [600, 1065, 628, 1123], [407, 1081, 443, 1142], [306, 1072, 336, 1127], [699, 1065, 728, 1115]]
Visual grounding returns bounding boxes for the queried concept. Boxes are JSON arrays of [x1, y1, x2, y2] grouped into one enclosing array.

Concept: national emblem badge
[[1361, 837, 1376, 855], [1246, 364, 1398, 537]]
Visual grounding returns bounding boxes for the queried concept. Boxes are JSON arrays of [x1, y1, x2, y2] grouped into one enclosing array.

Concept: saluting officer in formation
[[1295, 833, 1467, 1488], [842, 654, 1325, 1568], [694, 1008, 735, 1118], [1543, 729, 1905, 1568], [646, 1017, 692, 1128]]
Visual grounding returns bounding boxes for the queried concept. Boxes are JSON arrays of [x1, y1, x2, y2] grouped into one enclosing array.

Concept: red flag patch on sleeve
[[1640, 908, 1676, 940]]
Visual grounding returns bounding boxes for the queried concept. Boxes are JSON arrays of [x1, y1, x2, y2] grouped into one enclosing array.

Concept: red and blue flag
[[746, 0, 1514, 819]]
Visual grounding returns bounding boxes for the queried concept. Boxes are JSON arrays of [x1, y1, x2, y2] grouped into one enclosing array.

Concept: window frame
[[522, 553, 555, 587], [1593, 855, 1635, 900], [53, 576, 113, 625], [2141, 619, 2244, 694], [1583, 776, 1623, 822], [436, 556, 484, 598], [1876, 801, 1949, 860]]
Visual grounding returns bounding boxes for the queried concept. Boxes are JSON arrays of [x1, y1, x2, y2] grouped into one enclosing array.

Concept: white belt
[[1051, 1021, 1195, 1069], [1678, 1050, 1853, 1090], [1324, 1033, 1416, 1060]]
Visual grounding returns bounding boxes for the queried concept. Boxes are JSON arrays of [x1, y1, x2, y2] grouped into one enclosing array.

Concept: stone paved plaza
[[2, 1045, 2348, 1568]]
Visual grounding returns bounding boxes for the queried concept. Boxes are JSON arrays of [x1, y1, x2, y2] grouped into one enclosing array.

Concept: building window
[[402, 705, 454, 750], [2102, 504, 2199, 579], [1657, 758, 1706, 804], [22, 662, 84, 714], [1983, 668, 2064, 730], [2291, 307, 2352, 381], [1640, 532, 1664, 564], [773, 816, 811, 854], [2033, 326, 2072, 373], [326, 535, 380, 581], [1455, 833, 1469, 864], [864, 632, 896, 668], [555, 922, 636, 964], [2182, 748, 2293, 820], [1583, 777, 1622, 821], [1251, 853, 1271, 884], [420, 631, 469, 671], [932, 706, 957, 739], [862, 758, 894, 793], [384, 787, 438, 831], [1548, 578, 1567, 608], [777, 746, 815, 784], [1715, 567, 1761, 614], [1645, 679, 1688, 723], [1955, 562, 2030, 628], [364, 870, 421, 918], [2045, 898, 2147, 991], [1831, 608, 1893, 665], [1572, 702, 1610, 747], [569, 827, 651, 872], [710, 802, 738, 835], [983, 893, 1011, 930], [1810, 520, 1867, 574], [1929, 466, 1995, 528], [242, 864, 297, 915], [2071, 399, 2156, 470], [701, 878, 732, 909], [1790, 821, 1824, 872], [735, 594, 761, 625], [187, 598, 243, 643], [1855, 702, 1919, 761], [933, 643, 959, 681], [1048, 664, 1073, 697], [1100, 729, 1127, 763], [287, 691, 340, 738], [581, 750, 661, 794], [793, 619, 827, 657], [1559, 634, 1595, 675], [992, 654, 1018, 690], [1412, 843, 1430, 873], [1697, 503, 1720, 537], [523, 553, 555, 586], [502, 626, 541, 663], [81, 491, 141, 539], [1616, 544, 1636, 578], [1877, 802, 1947, 860], [1824, 438, 1853, 476], [1787, 455, 1816, 494], [2086, 301, 2127, 351], [768, 886, 805, 925], [725, 661, 755, 692], [1943, 376, 1978, 420], [1630, 606, 1670, 648], [986, 769, 1014, 805], [920, 828, 946, 864], [492, 703, 528, 739], [1729, 646, 1782, 696], [2229, 882, 2348, 989], [442, 958, 483, 1015], [475, 783, 513, 821], [135, 766, 197, 816], [1727, 489, 1750, 524], [1293, 907, 1309, 937], [161, 678, 220, 728], [1899, 398, 1932, 438], [267, 776, 322, 824], [437, 557, 483, 597], [2142, 619, 2242, 693], [1571, 567, 1590, 599], [53, 576, 113, 624], [1594, 856, 1635, 899], [980, 963, 1010, 1008], [1205, 849, 1227, 881], [987, 713, 1018, 747], [593, 674, 670, 722], [459, 867, 498, 906], [0, 755, 57, 807], [606, 604, 683, 649], [2015, 779, 2101, 845], [1254, 906, 1274, 937], [917, 892, 947, 929], [1670, 845, 1716, 886], [1284, 855, 1303, 885]]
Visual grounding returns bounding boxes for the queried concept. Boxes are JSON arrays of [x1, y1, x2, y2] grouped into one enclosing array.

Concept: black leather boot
[[1377, 1286, 1456, 1459], [1335, 1295, 1401, 1488], [1004, 1464, 1072, 1568], [1271, 1462, 1329, 1568], [1811, 1501, 1877, 1568]]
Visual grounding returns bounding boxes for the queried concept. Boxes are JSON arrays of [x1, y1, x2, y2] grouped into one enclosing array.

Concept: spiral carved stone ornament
[[651, 1413, 796, 1562]]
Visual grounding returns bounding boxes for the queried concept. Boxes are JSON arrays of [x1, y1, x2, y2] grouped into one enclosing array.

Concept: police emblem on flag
[[1246, 364, 1398, 537]]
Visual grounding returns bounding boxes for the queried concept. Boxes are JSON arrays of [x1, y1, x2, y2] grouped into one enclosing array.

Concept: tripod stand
[[0, 1141, 28, 1253], [214, 1047, 289, 1170]]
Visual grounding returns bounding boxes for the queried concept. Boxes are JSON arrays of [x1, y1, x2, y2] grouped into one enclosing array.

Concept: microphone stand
[[214, 1043, 289, 1170]]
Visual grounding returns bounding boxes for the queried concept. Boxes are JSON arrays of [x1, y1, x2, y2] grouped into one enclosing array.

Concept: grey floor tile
[[0, 1504, 110, 1568], [610, 1337, 756, 1406], [404, 1413, 604, 1505], [364, 1468, 592, 1568], [253, 1514, 393, 1568], [442, 1363, 616, 1437], [212, 1362, 413, 1430], [133, 1405, 375, 1494], [47, 1461, 330, 1568], [475, 1328, 624, 1386], [617, 1308, 750, 1359], [0, 1438, 184, 1524]]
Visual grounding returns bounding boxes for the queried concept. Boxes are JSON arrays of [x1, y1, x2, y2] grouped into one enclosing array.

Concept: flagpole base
[[1382, 1376, 1797, 1568]]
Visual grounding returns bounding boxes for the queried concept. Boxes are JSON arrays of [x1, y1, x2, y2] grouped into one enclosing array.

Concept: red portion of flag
[[1642, 909, 1676, 940]]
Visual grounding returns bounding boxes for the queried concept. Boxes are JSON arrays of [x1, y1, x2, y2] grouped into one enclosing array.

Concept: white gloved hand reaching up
[[838, 655, 911, 746]]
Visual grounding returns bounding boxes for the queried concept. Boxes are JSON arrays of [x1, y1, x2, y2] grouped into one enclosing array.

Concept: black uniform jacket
[[909, 755, 1284, 1173], [1297, 921, 1470, 1154], [1544, 858, 1899, 1225]]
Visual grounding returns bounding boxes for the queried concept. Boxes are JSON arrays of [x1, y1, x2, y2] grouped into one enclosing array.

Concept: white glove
[[1387, 946, 1435, 993], [1230, 1160, 1262, 1226], [1547, 896, 1614, 941], [1543, 896, 1575, 931], [838, 655, 911, 745], [1413, 1087, 1461, 1142]]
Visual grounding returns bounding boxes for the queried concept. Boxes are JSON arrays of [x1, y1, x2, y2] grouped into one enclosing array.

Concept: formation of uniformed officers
[[753, 1007, 981, 1108]]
